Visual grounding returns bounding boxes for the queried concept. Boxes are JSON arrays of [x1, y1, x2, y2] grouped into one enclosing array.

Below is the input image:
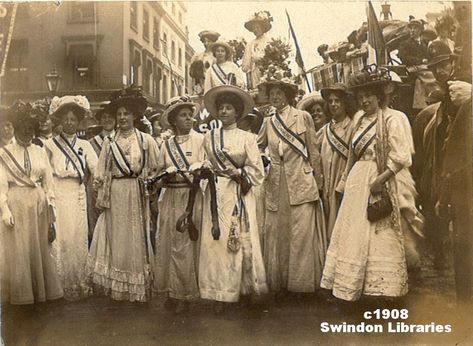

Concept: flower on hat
[[49, 95, 90, 115], [252, 10, 273, 23]]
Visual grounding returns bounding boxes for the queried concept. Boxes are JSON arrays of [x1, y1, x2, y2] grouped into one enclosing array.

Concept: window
[[162, 74, 168, 102], [162, 32, 168, 55], [70, 44, 94, 87], [143, 9, 149, 41], [69, 2, 95, 23], [154, 66, 162, 101], [5, 39, 28, 91], [130, 49, 141, 85], [178, 47, 182, 67], [130, 1, 138, 31], [153, 18, 160, 49], [143, 58, 153, 95], [171, 40, 176, 62]]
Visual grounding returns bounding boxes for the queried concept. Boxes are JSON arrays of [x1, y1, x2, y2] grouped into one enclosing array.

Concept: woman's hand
[[370, 176, 384, 194], [2, 208, 14, 228], [224, 168, 241, 180], [165, 166, 178, 177]]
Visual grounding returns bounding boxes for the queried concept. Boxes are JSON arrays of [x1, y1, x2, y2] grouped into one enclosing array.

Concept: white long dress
[[321, 108, 418, 301], [45, 134, 98, 299], [154, 131, 205, 300], [87, 129, 160, 302], [0, 142, 63, 304], [199, 126, 268, 302]]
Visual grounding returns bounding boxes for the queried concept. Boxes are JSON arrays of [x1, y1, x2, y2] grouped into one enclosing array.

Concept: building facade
[[1, 1, 193, 107]]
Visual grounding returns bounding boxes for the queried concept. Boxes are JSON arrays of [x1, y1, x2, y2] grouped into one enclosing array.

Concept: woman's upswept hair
[[215, 92, 244, 117]]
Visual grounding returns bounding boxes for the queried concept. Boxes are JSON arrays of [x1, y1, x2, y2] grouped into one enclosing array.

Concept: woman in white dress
[[154, 96, 205, 314], [199, 85, 267, 314], [45, 96, 98, 300], [87, 86, 160, 302], [204, 41, 245, 93], [321, 66, 423, 302], [0, 101, 63, 304]]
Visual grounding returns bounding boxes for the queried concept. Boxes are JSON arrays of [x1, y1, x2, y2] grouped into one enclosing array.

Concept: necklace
[[119, 128, 135, 139]]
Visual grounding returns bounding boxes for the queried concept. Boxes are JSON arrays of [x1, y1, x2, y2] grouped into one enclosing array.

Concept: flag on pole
[[285, 10, 311, 92], [0, 3, 18, 77], [367, 1, 387, 65]]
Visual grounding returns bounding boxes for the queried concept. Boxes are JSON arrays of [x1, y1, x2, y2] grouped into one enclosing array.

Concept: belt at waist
[[112, 175, 139, 180], [164, 182, 192, 188]]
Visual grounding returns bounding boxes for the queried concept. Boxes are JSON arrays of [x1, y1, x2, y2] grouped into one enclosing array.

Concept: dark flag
[[367, 1, 388, 65], [285, 10, 311, 92]]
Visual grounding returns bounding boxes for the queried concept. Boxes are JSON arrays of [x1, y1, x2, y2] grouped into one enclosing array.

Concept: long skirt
[[1, 186, 63, 304], [264, 164, 327, 292], [53, 178, 91, 299], [321, 160, 408, 301], [154, 185, 202, 300], [199, 177, 267, 303], [87, 178, 153, 302]]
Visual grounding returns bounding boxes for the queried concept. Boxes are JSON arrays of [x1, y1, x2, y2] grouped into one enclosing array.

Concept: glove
[[189, 162, 204, 173], [165, 166, 178, 176], [448, 81, 472, 106]]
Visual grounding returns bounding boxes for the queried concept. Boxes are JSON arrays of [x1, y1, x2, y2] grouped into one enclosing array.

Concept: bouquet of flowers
[[258, 38, 292, 75], [228, 37, 247, 66]]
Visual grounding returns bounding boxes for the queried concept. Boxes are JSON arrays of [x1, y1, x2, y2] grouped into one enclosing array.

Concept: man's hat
[[407, 19, 424, 29], [427, 41, 456, 68]]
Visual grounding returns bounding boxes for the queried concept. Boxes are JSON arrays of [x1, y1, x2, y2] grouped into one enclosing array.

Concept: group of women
[[0, 62, 422, 314]]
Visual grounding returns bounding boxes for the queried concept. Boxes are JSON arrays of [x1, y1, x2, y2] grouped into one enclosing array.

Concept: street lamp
[[45, 67, 61, 95]]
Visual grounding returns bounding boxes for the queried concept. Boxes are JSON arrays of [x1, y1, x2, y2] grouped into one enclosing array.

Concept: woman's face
[[61, 111, 79, 135], [0, 121, 14, 141], [116, 106, 135, 131], [172, 107, 194, 134], [39, 117, 53, 136], [202, 37, 212, 50], [431, 60, 453, 83], [310, 103, 327, 131], [100, 112, 116, 132], [16, 122, 35, 143], [357, 90, 380, 115], [252, 23, 264, 37], [215, 47, 227, 64], [153, 119, 163, 136], [327, 93, 346, 119], [269, 86, 288, 110], [217, 102, 238, 127]]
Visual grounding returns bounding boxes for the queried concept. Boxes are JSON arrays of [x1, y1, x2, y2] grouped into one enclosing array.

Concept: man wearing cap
[[241, 11, 273, 91], [190, 30, 220, 95]]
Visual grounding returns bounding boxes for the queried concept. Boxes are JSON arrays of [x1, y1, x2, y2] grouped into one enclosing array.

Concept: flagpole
[[285, 10, 312, 93]]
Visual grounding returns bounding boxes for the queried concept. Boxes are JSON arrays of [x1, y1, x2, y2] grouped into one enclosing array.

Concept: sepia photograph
[[0, 1, 472, 345]]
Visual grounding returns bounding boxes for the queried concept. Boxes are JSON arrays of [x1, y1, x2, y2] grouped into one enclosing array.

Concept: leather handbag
[[367, 188, 393, 222]]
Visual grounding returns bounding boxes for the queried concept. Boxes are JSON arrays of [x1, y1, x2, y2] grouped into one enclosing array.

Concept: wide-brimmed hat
[[198, 30, 220, 42], [49, 95, 90, 122], [347, 64, 392, 91], [427, 41, 457, 68], [407, 19, 424, 29], [296, 92, 324, 112], [204, 85, 254, 119], [257, 67, 299, 99], [209, 41, 233, 61], [161, 95, 200, 130], [244, 11, 273, 34], [108, 85, 148, 117], [320, 83, 350, 101]]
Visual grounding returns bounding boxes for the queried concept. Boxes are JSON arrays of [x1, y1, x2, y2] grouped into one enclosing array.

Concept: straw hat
[[161, 95, 200, 130], [204, 85, 254, 119], [49, 95, 90, 122], [320, 83, 350, 101], [198, 30, 220, 42], [244, 11, 273, 34], [347, 64, 392, 91], [296, 91, 324, 112]]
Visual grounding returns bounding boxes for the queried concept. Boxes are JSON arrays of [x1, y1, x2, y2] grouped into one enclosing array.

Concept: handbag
[[367, 188, 393, 222]]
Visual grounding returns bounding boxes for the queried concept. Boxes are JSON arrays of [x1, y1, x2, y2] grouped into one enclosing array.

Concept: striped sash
[[0, 147, 37, 187], [270, 111, 309, 161], [53, 134, 86, 183], [90, 134, 104, 156], [211, 63, 235, 85], [109, 130, 146, 177], [326, 123, 349, 160], [165, 136, 190, 171], [210, 127, 240, 171], [352, 119, 377, 159]]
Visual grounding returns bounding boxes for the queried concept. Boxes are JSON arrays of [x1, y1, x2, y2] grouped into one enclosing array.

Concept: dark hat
[[427, 41, 456, 68], [209, 41, 233, 61], [320, 83, 350, 100], [348, 64, 392, 91], [244, 11, 273, 34], [257, 67, 299, 100], [109, 85, 148, 117], [162, 95, 200, 130], [198, 30, 220, 42], [7, 100, 41, 130], [407, 19, 424, 29]]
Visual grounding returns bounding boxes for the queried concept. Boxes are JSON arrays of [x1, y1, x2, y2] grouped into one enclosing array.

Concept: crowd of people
[[0, 7, 471, 316]]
